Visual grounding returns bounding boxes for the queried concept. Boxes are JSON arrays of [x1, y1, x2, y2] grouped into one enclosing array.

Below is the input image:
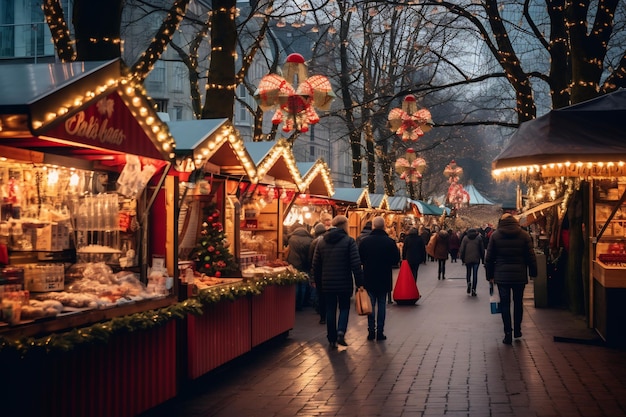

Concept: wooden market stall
[[328, 187, 371, 239], [492, 89, 626, 347], [0, 59, 180, 417], [169, 125, 306, 379]]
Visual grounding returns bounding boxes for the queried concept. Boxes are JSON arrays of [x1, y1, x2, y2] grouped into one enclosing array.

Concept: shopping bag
[[355, 286, 372, 315], [489, 283, 501, 314]]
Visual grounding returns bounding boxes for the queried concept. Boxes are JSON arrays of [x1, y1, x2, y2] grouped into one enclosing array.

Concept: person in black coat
[[485, 214, 538, 345], [402, 227, 426, 281], [312, 215, 364, 348], [359, 216, 400, 341], [459, 228, 485, 296], [286, 225, 314, 311], [308, 223, 327, 324]]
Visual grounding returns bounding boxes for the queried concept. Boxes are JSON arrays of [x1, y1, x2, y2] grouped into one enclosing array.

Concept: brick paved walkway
[[142, 260, 626, 417]]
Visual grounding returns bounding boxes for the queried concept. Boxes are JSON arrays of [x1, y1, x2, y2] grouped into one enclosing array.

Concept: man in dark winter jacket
[[359, 216, 400, 341], [485, 214, 538, 345], [459, 228, 485, 296], [356, 221, 372, 246], [309, 223, 328, 324], [402, 227, 426, 281], [312, 215, 364, 348], [286, 224, 314, 311]]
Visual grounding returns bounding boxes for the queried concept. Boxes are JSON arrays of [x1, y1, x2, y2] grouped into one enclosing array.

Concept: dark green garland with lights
[[0, 271, 308, 358]]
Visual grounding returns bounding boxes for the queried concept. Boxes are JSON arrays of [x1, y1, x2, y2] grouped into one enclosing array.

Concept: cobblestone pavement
[[142, 260, 626, 417]]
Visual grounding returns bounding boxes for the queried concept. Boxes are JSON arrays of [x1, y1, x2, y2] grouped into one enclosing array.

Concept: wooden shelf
[[242, 228, 277, 231]]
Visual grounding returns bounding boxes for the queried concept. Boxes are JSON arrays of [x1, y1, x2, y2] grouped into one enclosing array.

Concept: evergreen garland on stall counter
[[0, 271, 307, 357]]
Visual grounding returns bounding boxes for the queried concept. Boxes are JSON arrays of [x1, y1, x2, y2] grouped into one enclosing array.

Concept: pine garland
[[0, 272, 307, 357]]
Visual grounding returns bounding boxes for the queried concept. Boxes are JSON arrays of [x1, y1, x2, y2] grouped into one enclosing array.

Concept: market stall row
[[0, 60, 326, 417]]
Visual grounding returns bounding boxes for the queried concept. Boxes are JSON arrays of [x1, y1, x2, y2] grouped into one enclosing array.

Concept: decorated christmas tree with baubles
[[192, 203, 237, 277]]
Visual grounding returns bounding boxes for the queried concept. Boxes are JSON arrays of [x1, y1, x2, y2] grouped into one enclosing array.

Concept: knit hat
[[314, 223, 327, 236]]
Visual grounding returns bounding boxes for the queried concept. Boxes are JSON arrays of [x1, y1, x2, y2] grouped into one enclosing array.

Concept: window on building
[[153, 99, 168, 113], [173, 106, 183, 120], [310, 146, 315, 160], [237, 84, 248, 122], [172, 63, 184, 92]]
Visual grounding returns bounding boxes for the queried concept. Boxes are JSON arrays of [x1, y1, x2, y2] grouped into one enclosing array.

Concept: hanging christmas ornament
[[388, 95, 433, 141], [394, 148, 427, 183], [254, 53, 336, 133], [443, 160, 470, 208]]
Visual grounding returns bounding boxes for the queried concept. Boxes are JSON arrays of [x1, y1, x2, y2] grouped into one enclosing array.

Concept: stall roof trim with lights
[[493, 89, 626, 178], [167, 118, 255, 178], [297, 160, 334, 197], [0, 59, 175, 168], [331, 187, 371, 208], [369, 193, 389, 210], [409, 199, 449, 216], [246, 139, 303, 189]]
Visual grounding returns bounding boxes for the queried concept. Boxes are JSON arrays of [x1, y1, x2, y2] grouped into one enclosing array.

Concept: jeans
[[295, 282, 309, 310], [325, 292, 351, 343], [497, 283, 526, 334], [367, 291, 387, 334], [465, 263, 480, 290]]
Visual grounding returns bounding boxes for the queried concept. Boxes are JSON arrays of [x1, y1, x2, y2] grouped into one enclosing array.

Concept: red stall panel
[[251, 284, 296, 347], [186, 296, 252, 379], [7, 320, 179, 417]]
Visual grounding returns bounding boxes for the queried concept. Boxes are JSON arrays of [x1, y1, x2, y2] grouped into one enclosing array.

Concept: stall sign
[[44, 92, 166, 161]]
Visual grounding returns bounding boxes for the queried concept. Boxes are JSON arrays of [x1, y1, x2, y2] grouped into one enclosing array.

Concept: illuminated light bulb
[[73, 98, 82, 106], [208, 142, 216, 150], [146, 116, 155, 125], [69, 172, 80, 187], [202, 148, 209, 156], [139, 107, 148, 117], [132, 97, 141, 106]]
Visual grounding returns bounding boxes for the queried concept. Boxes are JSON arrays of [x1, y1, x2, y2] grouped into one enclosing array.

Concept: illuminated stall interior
[[287, 160, 335, 230], [0, 59, 178, 331], [245, 139, 304, 260], [168, 118, 256, 270]]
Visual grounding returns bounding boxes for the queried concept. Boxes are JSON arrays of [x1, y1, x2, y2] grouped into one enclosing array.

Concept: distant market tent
[[465, 184, 495, 205]]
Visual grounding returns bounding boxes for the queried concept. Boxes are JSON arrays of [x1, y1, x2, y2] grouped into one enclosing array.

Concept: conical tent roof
[[465, 184, 494, 205]]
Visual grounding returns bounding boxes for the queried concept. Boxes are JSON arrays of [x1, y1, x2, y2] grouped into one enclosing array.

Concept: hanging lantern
[[254, 53, 336, 133], [388, 95, 434, 141], [395, 148, 427, 183]]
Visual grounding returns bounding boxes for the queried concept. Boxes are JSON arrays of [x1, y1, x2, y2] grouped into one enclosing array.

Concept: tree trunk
[[202, 0, 237, 120]]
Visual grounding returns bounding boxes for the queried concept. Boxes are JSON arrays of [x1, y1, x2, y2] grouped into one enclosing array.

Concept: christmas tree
[[192, 202, 237, 277]]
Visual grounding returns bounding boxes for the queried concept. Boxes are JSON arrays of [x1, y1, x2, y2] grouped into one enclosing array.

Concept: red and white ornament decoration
[[395, 148, 427, 183], [388, 95, 433, 141], [443, 160, 470, 208], [254, 53, 335, 133]]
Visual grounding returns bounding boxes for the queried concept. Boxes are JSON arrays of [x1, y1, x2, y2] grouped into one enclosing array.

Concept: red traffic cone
[[393, 260, 421, 305]]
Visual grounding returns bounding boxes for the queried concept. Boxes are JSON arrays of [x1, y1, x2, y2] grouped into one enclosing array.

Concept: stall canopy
[[369, 193, 389, 210], [167, 118, 256, 179], [387, 196, 410, 212], [409, 199, 449, 216], [0, 59, 175, 169], [297, 160, 334, 197], [246, 139, 303, 189], [465, 184, 495, 205], [493, 89, 626, 176], [331, 187, 371, 209]]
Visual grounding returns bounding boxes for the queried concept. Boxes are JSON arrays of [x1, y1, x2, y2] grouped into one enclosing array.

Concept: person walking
[[459, 228, 485, 296], [433, 228, 450, 280], [286, 224, 314, 311], [448, 229, 461, 263], [419, 226, 431, 264], [401, 227, 426, 281], [312, 215, 364, 348], [358, 216, 400, 341], [308, 223, 327, 324], [485, 213, 538, 345], [356, 221, 372, 246]]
